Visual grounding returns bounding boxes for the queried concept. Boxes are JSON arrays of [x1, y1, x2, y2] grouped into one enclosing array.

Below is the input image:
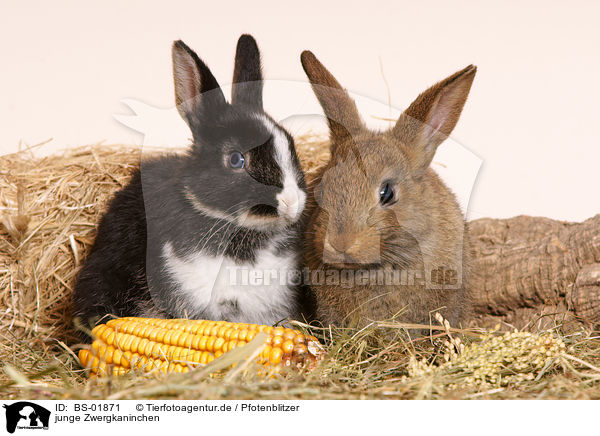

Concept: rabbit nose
[[276, 186, 305, 221], [327, 233, 355, 254]]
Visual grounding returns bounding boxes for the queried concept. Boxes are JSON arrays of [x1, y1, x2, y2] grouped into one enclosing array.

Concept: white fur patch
[[257, 115, 307, 222], [162, 241, 298, 325]]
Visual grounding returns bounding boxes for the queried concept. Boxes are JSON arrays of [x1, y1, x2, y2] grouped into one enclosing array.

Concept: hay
[[1, 145, 142, 341], [0, 136, 599, 400]]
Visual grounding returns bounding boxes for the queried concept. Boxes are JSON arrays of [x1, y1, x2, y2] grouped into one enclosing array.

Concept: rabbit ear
[[394, 65, 476, 177], [231, 34, 263, 110], [172, 40, 227, 128], [300, 51, 364, 145]]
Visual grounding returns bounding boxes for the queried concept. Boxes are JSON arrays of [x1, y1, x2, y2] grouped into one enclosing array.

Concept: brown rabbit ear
[[300, 51, 364, 145], [394, 65, 476, 177]]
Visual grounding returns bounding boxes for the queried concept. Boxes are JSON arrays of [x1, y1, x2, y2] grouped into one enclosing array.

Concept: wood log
[[468, 214, 600, 328]]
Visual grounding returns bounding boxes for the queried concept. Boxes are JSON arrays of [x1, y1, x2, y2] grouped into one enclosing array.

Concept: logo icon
[[2, 402, 50, 434]]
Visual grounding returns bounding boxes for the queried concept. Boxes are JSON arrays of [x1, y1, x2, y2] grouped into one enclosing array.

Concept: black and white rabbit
[[73, 35, 309, 330]]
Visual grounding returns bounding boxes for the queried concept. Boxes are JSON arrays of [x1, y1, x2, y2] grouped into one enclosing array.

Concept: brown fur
[[300, 51, 476, 329]]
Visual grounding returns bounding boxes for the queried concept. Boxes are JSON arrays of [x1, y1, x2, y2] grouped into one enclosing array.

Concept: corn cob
[[78, 317, 323, 377]]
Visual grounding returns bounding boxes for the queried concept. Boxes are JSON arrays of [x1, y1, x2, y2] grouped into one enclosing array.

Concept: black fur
[[232, 34, 263, 109], [73, 35, 310, 335], [73, 169, 151, 326]]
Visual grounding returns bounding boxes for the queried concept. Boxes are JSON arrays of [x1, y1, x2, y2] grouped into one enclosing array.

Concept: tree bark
[[468, 214, 600, 328]]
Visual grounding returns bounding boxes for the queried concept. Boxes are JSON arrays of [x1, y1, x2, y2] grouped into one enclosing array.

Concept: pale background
[[1, 1, 599, 221]]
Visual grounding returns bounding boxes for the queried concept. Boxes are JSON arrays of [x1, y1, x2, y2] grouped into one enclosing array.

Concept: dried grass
[[0, 136, 599, 400]]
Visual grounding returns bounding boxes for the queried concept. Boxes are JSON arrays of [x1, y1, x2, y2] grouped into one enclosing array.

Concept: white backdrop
[[2, 0, 599, 221]]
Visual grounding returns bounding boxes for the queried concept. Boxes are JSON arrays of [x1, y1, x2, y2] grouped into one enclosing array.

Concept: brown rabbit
[[300, 51, 476, 330]]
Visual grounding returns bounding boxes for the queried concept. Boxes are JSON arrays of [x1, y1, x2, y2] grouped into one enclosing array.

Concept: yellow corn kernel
[[269, 347, 283, 365], [281, 340, 294, 355], [271, 336, 284, 348]]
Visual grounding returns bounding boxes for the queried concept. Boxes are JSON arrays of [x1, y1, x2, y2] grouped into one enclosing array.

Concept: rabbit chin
[[324, 261, 383, 271], [323, 257, 383, 270], [321, 248, 382, 269]]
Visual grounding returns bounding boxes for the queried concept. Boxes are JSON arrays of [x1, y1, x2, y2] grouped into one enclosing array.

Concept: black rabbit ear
[[231, 34, 263, 110], [172, 40, 227, 128]]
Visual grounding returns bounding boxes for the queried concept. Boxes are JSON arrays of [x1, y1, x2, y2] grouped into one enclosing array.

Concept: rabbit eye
[[379, 182, 395, 206], [228, 151, 245, 169]]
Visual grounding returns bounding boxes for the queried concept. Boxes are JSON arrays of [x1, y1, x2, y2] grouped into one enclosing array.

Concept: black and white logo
[[2, 402, 50, 434]]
